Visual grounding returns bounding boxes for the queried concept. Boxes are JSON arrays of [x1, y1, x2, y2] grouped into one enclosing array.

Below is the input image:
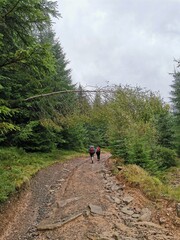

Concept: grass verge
[[113, 159, 180, 201], [0, 147, 85, 203]]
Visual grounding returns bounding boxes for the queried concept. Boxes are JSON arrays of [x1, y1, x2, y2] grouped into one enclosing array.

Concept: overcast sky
[[53, 0, 180, 101]]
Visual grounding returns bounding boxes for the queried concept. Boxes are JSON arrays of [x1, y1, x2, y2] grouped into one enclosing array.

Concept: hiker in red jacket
[[96, 146, 101, 161], [89, 145, 95, 163]]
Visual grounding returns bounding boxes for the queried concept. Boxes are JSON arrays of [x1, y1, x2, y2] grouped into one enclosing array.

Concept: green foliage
[[154, 111, 175, 149], [120, 164, 180, 201], [0, 122, 19, 134], [60, 115, 89, 151], [0, 105, 12, 117], [0, 0, 178, 187], [0, 147, 80, 202], [0, 0, 59, 71], [15, 121, 57, 152], [110, 138, 128, 159], [170, 68, 180, 156], [76, 84, 91, 114], [151, 146, 177, 169], [86, 107, 109, 147], [108, 86, 177, 172], [0, 103, 20, 139], [0, 1, 77, 151], [93, 92, 102, 108]]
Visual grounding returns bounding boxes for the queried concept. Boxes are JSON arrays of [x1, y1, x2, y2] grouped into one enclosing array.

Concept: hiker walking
[[89, 145, 95, 163], [96, 146, 101, 161]]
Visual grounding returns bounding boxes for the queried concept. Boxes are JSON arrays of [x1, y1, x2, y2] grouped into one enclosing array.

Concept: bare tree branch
[[24, 89, 115, 101]]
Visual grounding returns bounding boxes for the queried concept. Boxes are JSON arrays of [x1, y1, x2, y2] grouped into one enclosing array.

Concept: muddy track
[[0, 153, 179, 240]]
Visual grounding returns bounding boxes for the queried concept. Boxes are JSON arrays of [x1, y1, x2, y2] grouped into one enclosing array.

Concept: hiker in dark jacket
[[89, 145, 95, 163], [96, 146, 101, 160]]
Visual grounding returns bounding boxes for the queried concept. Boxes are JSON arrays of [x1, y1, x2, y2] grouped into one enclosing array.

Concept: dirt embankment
[[0, 153, 179, 240]]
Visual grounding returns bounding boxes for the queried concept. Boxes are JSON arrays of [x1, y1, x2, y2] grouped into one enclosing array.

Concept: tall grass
[[116, 162, 180, 201], [0, 147, 82, 203]]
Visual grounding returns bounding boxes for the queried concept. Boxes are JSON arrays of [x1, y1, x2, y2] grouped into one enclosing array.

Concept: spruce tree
[[171, 70, 180, 156]]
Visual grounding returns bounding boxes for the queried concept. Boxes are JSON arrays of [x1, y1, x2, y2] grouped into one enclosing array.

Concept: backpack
[[96, 146, 100, 153], [89, 146, 95, 154]]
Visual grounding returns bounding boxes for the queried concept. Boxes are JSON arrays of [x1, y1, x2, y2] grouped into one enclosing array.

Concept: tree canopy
[[170, 66, 180, 156], [0, 0, 178, 173]]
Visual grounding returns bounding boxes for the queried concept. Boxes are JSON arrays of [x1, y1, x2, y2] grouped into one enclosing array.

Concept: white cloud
[[53, 0, 180, 101]]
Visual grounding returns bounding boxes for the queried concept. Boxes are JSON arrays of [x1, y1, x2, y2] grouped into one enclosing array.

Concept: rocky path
[[0, 153, 179, 240]]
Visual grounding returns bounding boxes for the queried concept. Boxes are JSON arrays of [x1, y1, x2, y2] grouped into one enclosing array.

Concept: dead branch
[[24, 89, 115, 101]]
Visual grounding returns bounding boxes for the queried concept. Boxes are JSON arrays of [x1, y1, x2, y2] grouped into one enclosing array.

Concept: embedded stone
[[89, 204, 103, 215], [139, 208, 152, 222], [122, 195, 134, 204], [113, 197, 121, 204], [121, 207, 134, 215]]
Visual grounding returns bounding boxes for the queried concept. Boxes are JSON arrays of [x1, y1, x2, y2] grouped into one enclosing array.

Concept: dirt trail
[[0, 153, 179, 240]]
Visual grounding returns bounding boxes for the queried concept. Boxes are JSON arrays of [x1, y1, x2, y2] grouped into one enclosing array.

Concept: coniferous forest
[[0, 0, 180, 202]]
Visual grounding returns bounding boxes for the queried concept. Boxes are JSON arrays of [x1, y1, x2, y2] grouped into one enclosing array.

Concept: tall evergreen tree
[[0, 1, 77, 151], [76, 84, 91, 114], [171, 70, 180, 156], [0, 0, 60, 141], [93, 92, 102, 109]]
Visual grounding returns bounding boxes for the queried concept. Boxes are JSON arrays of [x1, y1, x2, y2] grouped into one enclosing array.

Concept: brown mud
[[0, 153, 179, 240]]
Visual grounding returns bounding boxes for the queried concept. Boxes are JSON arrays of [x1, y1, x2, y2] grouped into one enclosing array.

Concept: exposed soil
[[0, 153, 179, 240]]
